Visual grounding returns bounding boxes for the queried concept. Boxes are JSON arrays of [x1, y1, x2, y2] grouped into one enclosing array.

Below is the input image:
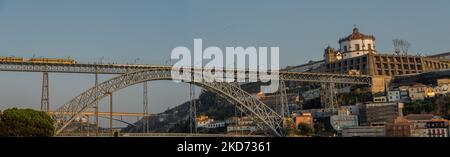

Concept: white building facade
[[388, 90, 401, 102], [338, 27, 376, 60]]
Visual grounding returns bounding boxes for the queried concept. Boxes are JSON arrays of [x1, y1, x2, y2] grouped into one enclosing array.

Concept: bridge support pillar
[[108, 92, 113, 137], [280, 80, 289, 118], [94, 72, 99, 137], [189, 83, 197, 133], [41, 72, 50, 112], [143, 82, 149, 133], [86, 115, 90, 137], [321, 82, 338, 112]]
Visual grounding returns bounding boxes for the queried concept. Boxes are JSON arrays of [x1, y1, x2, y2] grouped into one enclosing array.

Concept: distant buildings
[[226, 125, 258, 133], [330, 109, 358, 131], [293, 76, 450, 137], [295, 113, 314, 128], [196, 115, 225, 129], [387, 114, 450, 137], [426, 120, 449, 137], [392, 81, 447, 101], [373, 95, 388, 103], [408, 83, 428, 101], [434, 78, 450, 96], [284, 27, 450, 137], [195, 115, 261, 134], [398, 86, 411, 102], [386, 117, 411, 137], [226, 116, 258, 134], [387, 90, 401, 102], [297, 109, 332, 118], [342, 125, 386, 137], [339, 102, 450, 137], [408, 114, 434, 137], [294, 95, 450, 137], [340, 105, 361, 115], [437, 78, 450, 86], [434, 84, 449, 96], [372, 78, 450, 104], [360, 102, 404, 125], [286, 27, 450, 93]]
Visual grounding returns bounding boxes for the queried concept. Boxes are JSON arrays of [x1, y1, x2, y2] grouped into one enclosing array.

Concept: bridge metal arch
[[52, 68, 283, 136]]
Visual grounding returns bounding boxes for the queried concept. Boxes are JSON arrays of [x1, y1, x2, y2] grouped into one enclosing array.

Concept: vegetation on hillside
[[403, 95, 450, 118], [124, 89, 239, 133]]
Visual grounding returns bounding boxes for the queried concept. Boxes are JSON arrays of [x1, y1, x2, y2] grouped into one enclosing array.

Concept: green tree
[[403, 99, 435, 115], [297, 123, 313, 136], [0, 108, 54, 137], [0, 110, 6, 136]]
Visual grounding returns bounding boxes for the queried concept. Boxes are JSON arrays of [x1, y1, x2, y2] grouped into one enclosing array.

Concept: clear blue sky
[[1, 0, 449, 126]]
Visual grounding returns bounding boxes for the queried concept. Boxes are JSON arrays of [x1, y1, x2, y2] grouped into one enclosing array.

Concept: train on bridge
[[0, 56, 77, 64]]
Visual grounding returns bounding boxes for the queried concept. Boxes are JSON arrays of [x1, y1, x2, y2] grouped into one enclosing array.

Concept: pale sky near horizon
[[1, 0, 449, 126]]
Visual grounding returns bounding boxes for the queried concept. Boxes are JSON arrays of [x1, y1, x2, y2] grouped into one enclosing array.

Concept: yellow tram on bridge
[[0, 56, 77, 64], [28, 58, 77, 64], [0, 56, 25, 62]]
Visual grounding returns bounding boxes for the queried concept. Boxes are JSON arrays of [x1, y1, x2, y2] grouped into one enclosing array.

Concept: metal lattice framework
[[0, 62, 164, 74], [0, 62, 372, 85], [52, 68, 284, 136], [41, 72, 50, 112]]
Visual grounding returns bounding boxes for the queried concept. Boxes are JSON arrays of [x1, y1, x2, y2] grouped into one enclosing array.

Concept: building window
[[355, 44, 360, 51], [368, 44, 372, 50], [344, 46, 348, 52], [389, 57, 394, 62]]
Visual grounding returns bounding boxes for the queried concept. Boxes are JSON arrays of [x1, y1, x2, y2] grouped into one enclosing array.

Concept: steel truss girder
[[0, 62, 371, 85], [0, 62, 164, 74], [52, 68, 284, 136]]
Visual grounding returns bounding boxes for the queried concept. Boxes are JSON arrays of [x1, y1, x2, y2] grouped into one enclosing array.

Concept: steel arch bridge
[[52, 68, 284, 136], [50, 65, 372, 137]]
